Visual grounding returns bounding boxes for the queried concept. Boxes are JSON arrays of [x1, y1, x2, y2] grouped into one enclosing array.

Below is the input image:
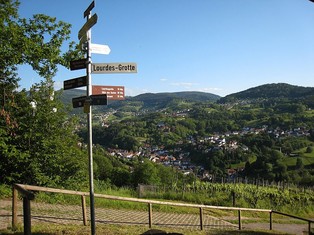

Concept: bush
[[306, 146, 313, 153]]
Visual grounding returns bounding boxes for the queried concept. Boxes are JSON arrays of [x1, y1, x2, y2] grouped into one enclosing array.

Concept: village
[[103, 116, 311, 180]]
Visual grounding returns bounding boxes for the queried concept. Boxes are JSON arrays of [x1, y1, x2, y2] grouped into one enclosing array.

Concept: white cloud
[[54, 81, 63, 91], [170, 82, 199, 89], [200, 87, 222, 92]]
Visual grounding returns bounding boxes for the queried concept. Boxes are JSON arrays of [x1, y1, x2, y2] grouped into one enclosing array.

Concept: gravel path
[[0, 199, 311, 234]]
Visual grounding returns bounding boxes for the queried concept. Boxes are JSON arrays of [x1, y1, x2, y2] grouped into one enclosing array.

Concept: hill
[[219, 83, 314, 103], [60, 83, 314, 111], [60, 90, 221, 111], [129, 91, 220, 109]]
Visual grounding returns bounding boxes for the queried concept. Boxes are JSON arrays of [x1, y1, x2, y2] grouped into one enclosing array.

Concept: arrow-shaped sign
[[72, 96, 87, 108], [70, 58, 87, 71], [90, 43, 111, 55], [84, 1, 95, 18], [78, 13, 98, 40], [64, 76, 87, 90]]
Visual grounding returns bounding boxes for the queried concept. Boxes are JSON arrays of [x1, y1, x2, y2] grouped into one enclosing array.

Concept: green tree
[[295, 158, 304, 170], [131, 160, 160, 187], [0, 0, 84, 188], [111, 167, 132, 187]]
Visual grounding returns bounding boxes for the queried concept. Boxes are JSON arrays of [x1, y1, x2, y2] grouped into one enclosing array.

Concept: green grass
[[304, 109, 314, 118], [0, 184, 12, 199], [2, 183, 311, 235], [286, 146, 314, 166], [231, 155, 257, 169]]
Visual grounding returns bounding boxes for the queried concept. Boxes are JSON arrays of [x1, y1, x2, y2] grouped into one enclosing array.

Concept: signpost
[[84, 1, 95, 18], [63, 76, 87, 90], [91, 94, 108, 105], [91, 62, 137, 74], [90, 43, 111, 55], [73, 95, 108, 107], [78, 13, 98, 40], [65, 1, 137, 234], [92, 85, 125, 100], [72, 96, 87, 108], [81, 2, 96, 235], [70, 59, 87, 71]]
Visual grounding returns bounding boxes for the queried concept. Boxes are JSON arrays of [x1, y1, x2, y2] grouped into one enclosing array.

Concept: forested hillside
[[74, 83, 314, 187], [219, 83, 314, 106]]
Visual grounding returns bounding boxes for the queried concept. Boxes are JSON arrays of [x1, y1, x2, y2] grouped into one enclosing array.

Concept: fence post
[[309, 221, 311, 235], [23, 197, 31, 235], [232, 191, 236, 207], [12, 186, 18, 230], [238, 210, 242, 230], [81, 195, 87, 226], [269, 211, 272, 230], [199, 207, 204, 230], [148, 203, 152, 228]]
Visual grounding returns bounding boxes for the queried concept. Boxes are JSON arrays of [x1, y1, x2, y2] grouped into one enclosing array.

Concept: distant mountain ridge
[[219, 83, 314, 103], [130, 91, 220, 109], [61, 90, 221, 110], [60, 83, 314, 110]]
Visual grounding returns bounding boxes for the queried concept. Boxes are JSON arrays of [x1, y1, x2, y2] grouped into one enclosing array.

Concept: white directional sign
[[78, 13, 98, 40], [90, 43, 111, 55], [91, 63, 137, 74]]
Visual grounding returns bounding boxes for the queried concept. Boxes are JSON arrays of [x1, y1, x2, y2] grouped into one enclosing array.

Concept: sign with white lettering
[[92, 85, 125, 100], [90, 43, 111, 55], [70, 59, 87, 71], [91, 63, 137, 74], [78, 13, 98, 40], [72, 96, 87, 108], [91, 94, 107, 105], [64, 76, 87, 90], [72, 94, 107, 108]]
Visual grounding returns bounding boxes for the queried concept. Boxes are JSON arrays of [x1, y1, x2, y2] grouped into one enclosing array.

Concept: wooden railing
[[12, 183, 313, 235]]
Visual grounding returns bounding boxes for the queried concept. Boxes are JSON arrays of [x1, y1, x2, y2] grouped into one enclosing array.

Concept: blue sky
[[18, 0, 314, 97]]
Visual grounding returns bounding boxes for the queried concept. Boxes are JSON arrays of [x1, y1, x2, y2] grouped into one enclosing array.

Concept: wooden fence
[[12, 183, 313, 235]]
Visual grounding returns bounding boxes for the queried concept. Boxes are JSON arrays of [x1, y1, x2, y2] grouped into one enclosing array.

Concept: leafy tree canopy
[[0, 0, 85, 188]]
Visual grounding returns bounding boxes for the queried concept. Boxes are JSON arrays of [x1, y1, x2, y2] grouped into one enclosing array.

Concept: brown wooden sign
[[92, 85, 125, 100]]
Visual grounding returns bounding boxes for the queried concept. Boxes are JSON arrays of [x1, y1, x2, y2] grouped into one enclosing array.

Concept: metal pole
[[86, 11, 96, 235]]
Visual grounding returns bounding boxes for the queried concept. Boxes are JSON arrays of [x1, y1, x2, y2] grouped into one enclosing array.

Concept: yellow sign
[[84, 101, 90, 113]]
